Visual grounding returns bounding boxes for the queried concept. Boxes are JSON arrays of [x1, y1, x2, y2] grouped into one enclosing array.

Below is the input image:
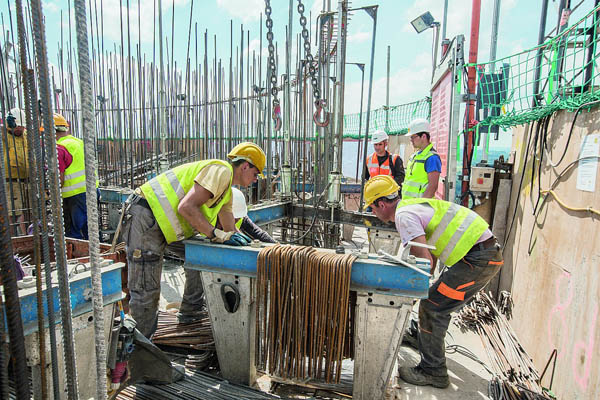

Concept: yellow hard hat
[[53, 113, 69, 129], [227, 142, 266, 178], [363, 175, 400, 210]]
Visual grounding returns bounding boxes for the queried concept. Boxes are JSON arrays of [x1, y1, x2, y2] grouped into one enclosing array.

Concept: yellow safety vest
[[396, 198, 489, 266], [58, 135, 98, 198], [141, 160, 233, 244], [235, 218, 243, 230], [401, 143, 438, 199], [3, 130, 28, 179]]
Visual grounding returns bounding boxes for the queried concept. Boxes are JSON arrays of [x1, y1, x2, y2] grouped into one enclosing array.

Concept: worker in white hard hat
[[230, 187, 276, 243], [2, 107, 29, 235], [363, 129, 405, 187], [403, 118, 441, 199]]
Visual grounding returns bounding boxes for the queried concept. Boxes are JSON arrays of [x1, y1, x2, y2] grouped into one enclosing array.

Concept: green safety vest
[[58, 135, 98, 198], [401, 143, 438, 199], [396, 198, 489, 266], [141, 159, 233, 244], [235, 217, 243, 230]]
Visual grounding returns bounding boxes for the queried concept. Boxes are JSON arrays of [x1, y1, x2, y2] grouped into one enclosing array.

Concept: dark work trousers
[[122, 201, 204, 338], [63, 189, 101, 240], [417, 244, 503, 376], [63, 192, 88, 240]]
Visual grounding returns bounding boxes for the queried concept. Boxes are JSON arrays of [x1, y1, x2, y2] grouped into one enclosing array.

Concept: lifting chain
[[297, 0, 329, 127], [264, 0, 282, 131]]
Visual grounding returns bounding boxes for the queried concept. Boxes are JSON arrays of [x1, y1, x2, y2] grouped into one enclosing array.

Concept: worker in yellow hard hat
[[363, 175, 502, 389], [52, 113, 99, 240], [122, 142, 267, 338], [2, 107, 29, 235]]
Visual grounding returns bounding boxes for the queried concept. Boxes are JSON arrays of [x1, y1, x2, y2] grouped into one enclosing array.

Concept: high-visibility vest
[[401, 143, 438, 199], [57, 135, 98, 198], [141, 159, 233, 244], [235, 217, 243, 230], [3, 131, 28, 179], [396, 198, 489, 266], [366, 152, 399, 177]]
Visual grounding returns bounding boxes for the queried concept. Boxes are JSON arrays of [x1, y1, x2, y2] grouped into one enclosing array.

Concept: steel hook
[[313, 99, 329, 127]]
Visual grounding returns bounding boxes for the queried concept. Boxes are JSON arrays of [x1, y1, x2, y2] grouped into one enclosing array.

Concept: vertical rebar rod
[[73, 1, 107, 398], [358, 5, 378, 211], [29, 0, 80, 396]]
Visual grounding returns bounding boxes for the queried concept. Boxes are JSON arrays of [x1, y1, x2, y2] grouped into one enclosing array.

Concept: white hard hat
[[231, 187, 248, 219], [407, 118, 430, 136], [9, 108, 26, 127], [371, 129, 389, 144]]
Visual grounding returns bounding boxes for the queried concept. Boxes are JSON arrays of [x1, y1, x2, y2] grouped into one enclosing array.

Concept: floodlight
[[411, 11, 435, 33]]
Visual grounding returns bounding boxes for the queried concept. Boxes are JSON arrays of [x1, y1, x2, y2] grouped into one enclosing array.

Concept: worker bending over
[[403, 119, 441, 199], [364, 175, 503, 388], [122, 142, 266, 338]]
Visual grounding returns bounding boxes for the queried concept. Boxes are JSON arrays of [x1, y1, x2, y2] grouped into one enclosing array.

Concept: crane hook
[[313, 99, 329, 127]]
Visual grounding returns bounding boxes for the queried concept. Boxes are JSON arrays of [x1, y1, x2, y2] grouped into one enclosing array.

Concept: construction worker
[[402, 118, 441, 199], [363, 129, 405, 187], [231, 187, 276, 243], [122, 142, 266, 338], [364, 175, 503, 388], [2, 108, 29, 236], [54, 113, 99, 239]]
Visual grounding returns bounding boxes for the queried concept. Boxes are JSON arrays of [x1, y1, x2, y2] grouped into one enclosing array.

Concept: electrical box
[[470, 166, 495, 192]]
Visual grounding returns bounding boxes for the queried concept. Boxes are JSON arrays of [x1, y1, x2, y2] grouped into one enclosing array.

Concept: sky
[[1, 0, 597, 116]]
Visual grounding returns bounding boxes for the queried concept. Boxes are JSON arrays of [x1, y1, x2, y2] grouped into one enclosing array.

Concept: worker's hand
[[211, 229, 251, 246], [224, 232, 252, 246]]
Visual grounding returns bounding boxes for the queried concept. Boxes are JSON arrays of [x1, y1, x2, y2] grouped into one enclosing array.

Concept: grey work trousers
[[417, 244, 503, 376], [122, 201, 204, 338]]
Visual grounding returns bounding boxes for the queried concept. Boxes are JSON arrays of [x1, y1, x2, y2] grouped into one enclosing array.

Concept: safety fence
[[474, 4, 600, 129], [341, 97, 431, 139]]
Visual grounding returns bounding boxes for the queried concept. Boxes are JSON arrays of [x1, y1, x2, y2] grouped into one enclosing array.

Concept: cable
[[287, 182, 331, 244], [503, 120, 537, 250], [542, 188, 600, 215], [544, 99, 600, 168]]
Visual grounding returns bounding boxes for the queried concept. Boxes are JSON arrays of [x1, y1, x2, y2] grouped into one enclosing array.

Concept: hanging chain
[[264, 0, 282, 131], [297, 0, 329, 126]]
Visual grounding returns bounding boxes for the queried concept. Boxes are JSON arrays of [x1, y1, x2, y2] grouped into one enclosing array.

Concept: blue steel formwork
[[183, 240, 429, 300]]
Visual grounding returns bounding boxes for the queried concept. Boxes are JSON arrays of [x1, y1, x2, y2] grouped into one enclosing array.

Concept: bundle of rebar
[[456, 292, 553, 400], [115, 369, 282, 400], [152, 310, 215, 352], [255, 244, 355, 384]]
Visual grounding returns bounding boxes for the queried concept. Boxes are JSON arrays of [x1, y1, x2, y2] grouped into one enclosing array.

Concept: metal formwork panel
[[353, 292, 412, 400], [201, 271, 256, 385]]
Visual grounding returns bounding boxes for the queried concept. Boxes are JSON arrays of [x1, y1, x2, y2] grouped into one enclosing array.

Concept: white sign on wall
[[576, 133, 599, 192]]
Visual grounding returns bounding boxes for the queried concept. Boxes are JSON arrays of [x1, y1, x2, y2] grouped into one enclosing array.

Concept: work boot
[[398, 366, 450, 389], [401, 328, 419, 350], [176, 310, 205, 324]]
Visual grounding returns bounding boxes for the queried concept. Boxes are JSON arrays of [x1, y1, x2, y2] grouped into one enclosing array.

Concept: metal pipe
[[532, 0, 550, 107], [353, 63, 365, 183], [358, 5, 378, 211], [332, 0, 347, 175], [461, 0, 482, 206], [442, 0, 449, 41], [73, 1, 107, 398], [385, 46, 390, 131]]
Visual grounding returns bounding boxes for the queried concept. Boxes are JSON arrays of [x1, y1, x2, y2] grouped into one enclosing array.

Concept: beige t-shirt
[[193, 163, 233, 212]]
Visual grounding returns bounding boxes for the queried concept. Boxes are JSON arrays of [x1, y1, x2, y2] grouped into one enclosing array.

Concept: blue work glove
[[211, 229, 252, 246], [224, 232, 252, 246]]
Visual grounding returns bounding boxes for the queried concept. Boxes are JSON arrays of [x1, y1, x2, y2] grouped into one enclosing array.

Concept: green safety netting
[[341, 97, 431, 138], [474, 4, 600, 129]]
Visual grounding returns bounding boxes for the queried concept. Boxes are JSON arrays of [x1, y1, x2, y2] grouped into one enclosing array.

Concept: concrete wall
[[501, 108, 600, 399]]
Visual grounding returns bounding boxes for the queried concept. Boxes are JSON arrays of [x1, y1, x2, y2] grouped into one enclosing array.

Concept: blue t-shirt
[[420, 152, 441, 173]]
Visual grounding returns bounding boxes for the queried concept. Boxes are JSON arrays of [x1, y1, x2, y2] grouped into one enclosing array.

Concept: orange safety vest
[[366, 152, 399, 177]]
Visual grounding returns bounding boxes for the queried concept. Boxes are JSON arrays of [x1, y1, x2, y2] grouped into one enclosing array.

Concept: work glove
[[211, 229, 251, 246], [224, 232, 252, 246]]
